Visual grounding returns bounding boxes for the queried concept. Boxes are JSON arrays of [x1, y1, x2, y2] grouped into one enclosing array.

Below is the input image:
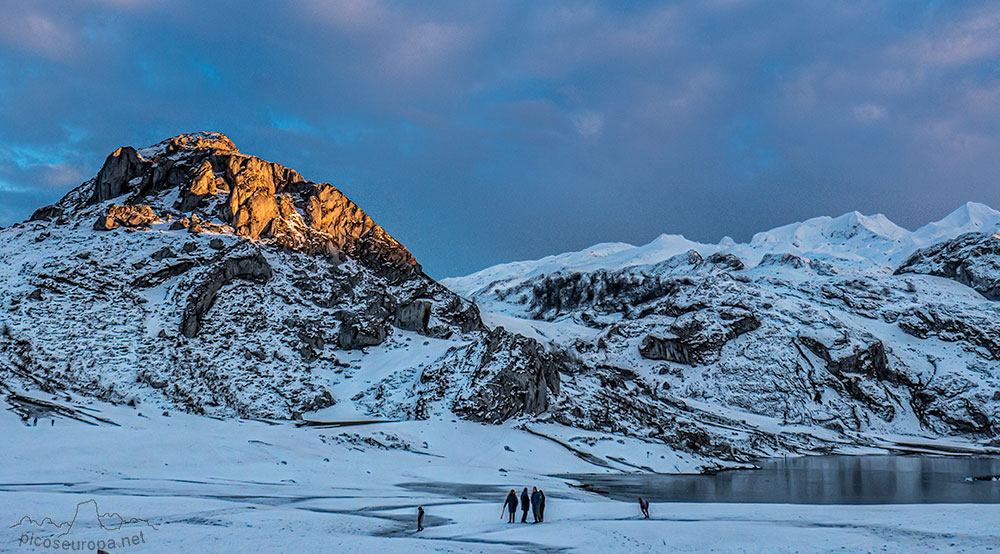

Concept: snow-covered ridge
[[443, 202, 1000, 298]]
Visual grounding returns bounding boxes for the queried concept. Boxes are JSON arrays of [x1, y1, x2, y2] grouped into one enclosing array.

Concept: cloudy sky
[[1, 0, 999, 277]]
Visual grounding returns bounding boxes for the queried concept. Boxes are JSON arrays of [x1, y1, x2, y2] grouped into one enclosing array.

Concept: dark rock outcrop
[[896, 232, 1000, 300], [434, 294, 483, 334], [180, 252, 273, 338], [795, 330, 904, 423], [894, 304, 1000, 359], [403, 327, 569, 424], [133, 260, 197, 289], [704, 252, 744, 271], [28, 205, 63, 222], [91, 146, 148, 203], [292, 323, 327, 362], [799, 332, 892, 382], [337, 313, 388, 349], [445, 327, 565, 423], [394, 300, 431, 333], [150, 246, 177, 261], [524, 270, 683, 319], [758, 252, 837, 275], [640, 333, 694, 364], [640, 307, 760, 365]]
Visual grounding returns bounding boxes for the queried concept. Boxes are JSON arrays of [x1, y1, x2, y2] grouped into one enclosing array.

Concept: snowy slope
[[913, 201, 1000, 244], [442, 234, 713, 300]]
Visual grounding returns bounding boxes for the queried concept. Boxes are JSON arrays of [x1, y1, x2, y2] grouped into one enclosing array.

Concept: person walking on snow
[[530, 487, 542, 523], [638, 497, 650, 519], [538, 489, 546, 522], [417, 506, 425, 531], [520, 488, 530, 523], [503, 490, 519, 523]]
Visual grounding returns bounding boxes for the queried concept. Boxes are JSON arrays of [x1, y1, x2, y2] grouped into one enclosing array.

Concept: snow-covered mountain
[[0, 132, 489, 418], [443, 202, 1000, 302], [3, 132, 1000, 474], [442, 201, 1000, 457]]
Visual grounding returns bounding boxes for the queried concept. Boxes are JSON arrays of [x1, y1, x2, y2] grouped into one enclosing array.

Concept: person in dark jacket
[[538, 490, 546, 522], [638, 497, 650, 519], [530, 487, 542, 523], [503, 490, 519, 523], [520, 488, 530, 523], [417, 506, 425, 531]]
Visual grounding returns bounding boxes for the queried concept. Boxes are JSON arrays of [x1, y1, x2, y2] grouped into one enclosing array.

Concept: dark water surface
[[564, 455, 1000, 504]]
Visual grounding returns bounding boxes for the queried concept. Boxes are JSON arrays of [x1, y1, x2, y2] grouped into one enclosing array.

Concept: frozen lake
[[5, 405, 1000, 552], [565, 455, 1000, 504]]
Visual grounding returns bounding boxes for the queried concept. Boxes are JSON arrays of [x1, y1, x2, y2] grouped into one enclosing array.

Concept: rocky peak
[[53, 132, 419, 278], [162, 131, 240, 155]]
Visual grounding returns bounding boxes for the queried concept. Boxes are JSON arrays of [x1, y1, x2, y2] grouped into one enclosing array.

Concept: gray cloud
[[1, 0, 999, 277]]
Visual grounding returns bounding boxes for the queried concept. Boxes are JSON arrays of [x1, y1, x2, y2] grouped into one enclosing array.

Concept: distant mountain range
[[443, 202, 1000, 301]]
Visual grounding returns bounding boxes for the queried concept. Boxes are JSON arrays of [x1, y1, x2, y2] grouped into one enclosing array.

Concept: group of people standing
[[416, 489, 649, 532], [503, 487, 545, 523]]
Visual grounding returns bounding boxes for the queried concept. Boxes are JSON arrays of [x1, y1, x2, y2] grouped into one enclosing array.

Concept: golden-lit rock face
[[165, 131, 239, 155], [306, 183, 375, 239], [303, 183, 418, 271], [221, 154, 302, 240], [189, 160, 220, 196], [93, 204, 160, 230], [82, 132, 419, 276]]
